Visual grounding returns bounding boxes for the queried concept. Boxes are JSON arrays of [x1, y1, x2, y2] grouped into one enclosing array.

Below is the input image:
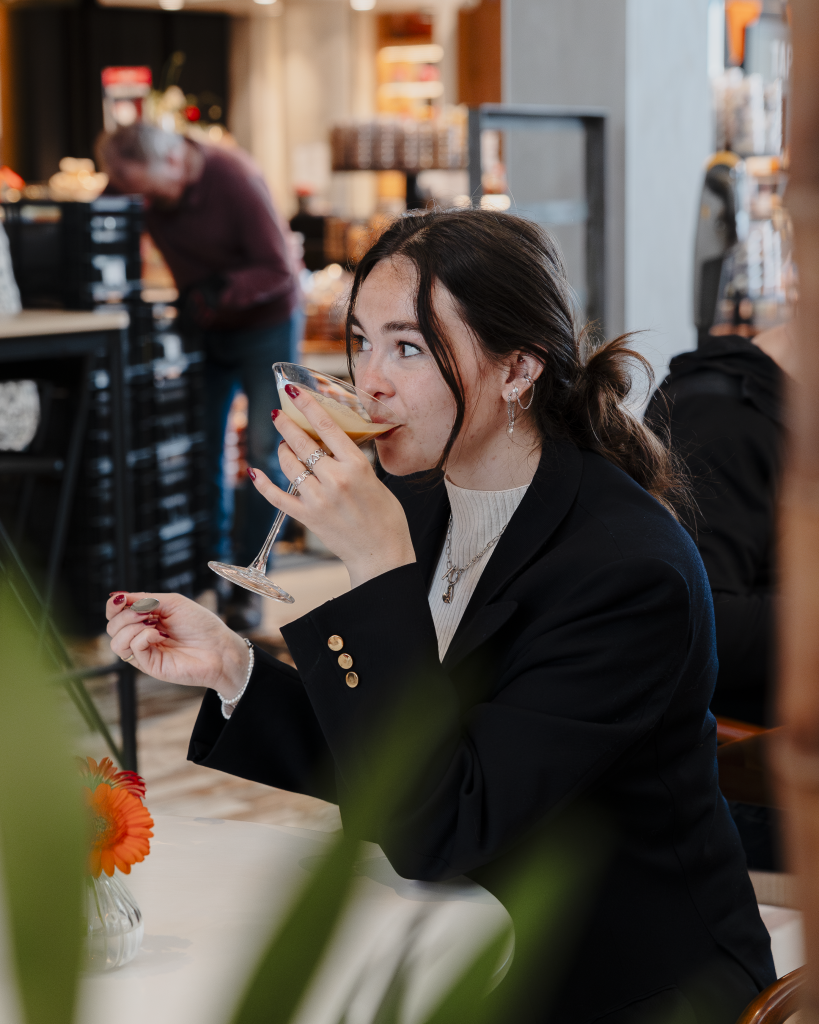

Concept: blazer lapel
[[442, 441, 584, 671]]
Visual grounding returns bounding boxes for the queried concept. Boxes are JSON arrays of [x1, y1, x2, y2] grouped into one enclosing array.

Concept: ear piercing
[[505, 374, 536, 436]]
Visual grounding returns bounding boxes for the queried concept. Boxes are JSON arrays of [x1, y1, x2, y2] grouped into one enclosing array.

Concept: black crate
[[2, 197, 143, 310]]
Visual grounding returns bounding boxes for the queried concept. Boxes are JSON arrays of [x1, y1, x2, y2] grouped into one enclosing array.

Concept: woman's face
[[351, 256, 507, 477]]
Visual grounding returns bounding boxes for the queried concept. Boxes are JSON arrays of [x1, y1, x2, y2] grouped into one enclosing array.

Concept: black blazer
[[189, 441, 775, 1022]]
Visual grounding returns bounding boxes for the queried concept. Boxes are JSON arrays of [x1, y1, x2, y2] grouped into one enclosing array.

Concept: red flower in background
[[184, 105, 200, 122]]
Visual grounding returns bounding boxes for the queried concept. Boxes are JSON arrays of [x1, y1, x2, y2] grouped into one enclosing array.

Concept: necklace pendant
[[442, 583, 455, 604]]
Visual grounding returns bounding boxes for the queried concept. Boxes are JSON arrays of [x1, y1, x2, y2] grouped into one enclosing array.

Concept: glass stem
[[249, 481, 297, 574]]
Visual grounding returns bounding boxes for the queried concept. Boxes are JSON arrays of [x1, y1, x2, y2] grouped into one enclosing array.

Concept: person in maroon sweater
[[99, 123, 301, 629]]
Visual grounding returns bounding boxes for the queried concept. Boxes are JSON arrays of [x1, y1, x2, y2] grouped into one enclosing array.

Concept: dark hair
[[346, 209, 688, 514]]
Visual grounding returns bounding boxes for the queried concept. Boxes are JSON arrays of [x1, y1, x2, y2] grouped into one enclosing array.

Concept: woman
[[107, 212, 774, 1023]]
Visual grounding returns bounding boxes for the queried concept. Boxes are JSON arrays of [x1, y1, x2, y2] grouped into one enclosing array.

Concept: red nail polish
[[113, 594, 125, 605], [284, 384, 300, 399], [142, 618, 159, 625], [109, 592, 124, 597], [271, 409, 280, 421], [246, 466, 257, 481], [158, 631, 171, 638]]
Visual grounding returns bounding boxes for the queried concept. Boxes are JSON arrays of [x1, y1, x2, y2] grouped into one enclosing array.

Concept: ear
[[501, 353, 543, 402]]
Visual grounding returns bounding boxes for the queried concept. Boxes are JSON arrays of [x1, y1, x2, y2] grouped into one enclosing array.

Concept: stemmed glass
[[208, 361, 395, 604]]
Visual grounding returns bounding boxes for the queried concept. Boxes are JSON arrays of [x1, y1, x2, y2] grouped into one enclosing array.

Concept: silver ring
[[292, 468, 314, 494], [304, 448, 327, 470]]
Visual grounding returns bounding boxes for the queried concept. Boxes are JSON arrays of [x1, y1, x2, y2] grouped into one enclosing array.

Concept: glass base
[[208, 561, 295, 604], [85, 872, 144, 972]]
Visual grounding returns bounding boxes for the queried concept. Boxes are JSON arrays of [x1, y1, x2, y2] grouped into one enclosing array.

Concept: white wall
[[229, 2, 376, 221], [505, 0, 711, 389], [624, 0, 711, 387]]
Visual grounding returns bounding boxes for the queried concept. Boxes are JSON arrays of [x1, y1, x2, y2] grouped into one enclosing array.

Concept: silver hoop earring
[[507, 385, 519, 436], [518, 373, 535, 411]]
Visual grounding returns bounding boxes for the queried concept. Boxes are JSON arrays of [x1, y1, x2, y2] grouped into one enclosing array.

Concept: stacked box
[[2, 198, 211, 632], [64, 301, 209, 630]]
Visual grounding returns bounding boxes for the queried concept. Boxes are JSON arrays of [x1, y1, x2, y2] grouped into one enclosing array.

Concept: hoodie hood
[[660, 335, 783, 425]]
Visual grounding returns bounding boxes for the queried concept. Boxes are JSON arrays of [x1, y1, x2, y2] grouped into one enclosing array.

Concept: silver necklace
[[441, 516, 507, 604]]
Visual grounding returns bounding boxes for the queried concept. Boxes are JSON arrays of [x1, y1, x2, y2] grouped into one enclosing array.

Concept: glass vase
[[85, 871, 144, 971]]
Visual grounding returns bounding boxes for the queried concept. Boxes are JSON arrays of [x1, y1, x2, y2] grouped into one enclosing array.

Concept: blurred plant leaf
[[0, 577, 86, 1024], [422, 808, 607, 1024], [231, 669, 609, 1024], [229, 832, 360, 1024]]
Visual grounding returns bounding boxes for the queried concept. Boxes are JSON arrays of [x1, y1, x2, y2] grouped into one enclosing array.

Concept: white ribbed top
[[429, 479, 529, 660]]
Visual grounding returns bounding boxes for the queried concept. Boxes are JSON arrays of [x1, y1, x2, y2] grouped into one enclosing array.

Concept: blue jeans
[[203, 313, 302, 569]]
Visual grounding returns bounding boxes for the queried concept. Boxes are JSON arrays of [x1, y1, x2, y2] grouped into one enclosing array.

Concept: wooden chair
[[716, 716, 781, 807], [735, 967, 804, 1024]]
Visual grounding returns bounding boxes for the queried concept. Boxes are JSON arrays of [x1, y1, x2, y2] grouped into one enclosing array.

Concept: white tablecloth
[[78, 816, 512, 1024]]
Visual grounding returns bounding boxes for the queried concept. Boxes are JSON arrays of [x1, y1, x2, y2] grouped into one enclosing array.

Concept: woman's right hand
[[106, 592, 249, 700]]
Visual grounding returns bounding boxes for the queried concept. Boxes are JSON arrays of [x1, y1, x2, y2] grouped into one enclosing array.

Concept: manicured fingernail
[[113, 594, 126, 605], [132, 597, 160, 613], [246, 466, 256, 481], [158, 631, 171, 638], [284, 384, 300, 399], [271, 409, 280, 421], [109, 591, 124, 597]]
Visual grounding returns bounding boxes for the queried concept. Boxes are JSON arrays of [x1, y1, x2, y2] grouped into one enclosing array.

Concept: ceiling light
[[254, 0, 278, 6], [159, 0, 184, 9], [350, 0, 376, 10]]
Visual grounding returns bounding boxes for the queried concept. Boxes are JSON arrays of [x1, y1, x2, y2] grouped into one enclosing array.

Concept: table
[[758, 904, 805, 979], [0, 309, 138, 770], [79, 816, 513, 1024]]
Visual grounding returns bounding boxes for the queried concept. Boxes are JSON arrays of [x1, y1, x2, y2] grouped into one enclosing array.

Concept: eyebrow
[[349, 315, 422, 335], [381, 320, 422, 334]]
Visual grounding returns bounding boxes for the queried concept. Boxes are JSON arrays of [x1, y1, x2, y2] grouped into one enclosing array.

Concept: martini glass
[[208, 362, 396, 604]]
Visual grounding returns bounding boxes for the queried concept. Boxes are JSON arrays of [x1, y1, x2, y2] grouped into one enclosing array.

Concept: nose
[[355, 351, 395, 406]]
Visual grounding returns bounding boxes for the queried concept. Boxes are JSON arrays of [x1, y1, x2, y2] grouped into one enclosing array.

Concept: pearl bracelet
[[218, 638, 254, 720]]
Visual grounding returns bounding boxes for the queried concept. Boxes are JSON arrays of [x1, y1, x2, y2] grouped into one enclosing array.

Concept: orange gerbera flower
[[78, 756, 146, 800], [85, 783, 154, 878]]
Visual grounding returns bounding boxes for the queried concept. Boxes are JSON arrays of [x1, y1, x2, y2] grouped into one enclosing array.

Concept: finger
[[130, 626, 171, 657], [276, 387, 362, 462], [110, 621, 157, 660], [249, 467, 308, 516], [277, 440, 315, 483], [271, 409, 331, 466], [106, 601, 165, 638], [106, 592, 162, 621]]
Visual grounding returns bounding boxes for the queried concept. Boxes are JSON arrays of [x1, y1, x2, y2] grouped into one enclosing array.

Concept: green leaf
[[0, 578, 86, 1024], [422, 809, 609, 1024], [421, 926, 514, 1024], [229, 832, 360, 1024]]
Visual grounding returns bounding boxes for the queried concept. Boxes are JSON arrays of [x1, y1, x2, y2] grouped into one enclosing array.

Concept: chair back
[[735, 968, 804, 1024]]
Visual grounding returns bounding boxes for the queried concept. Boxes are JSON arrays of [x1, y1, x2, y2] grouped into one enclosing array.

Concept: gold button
[[345, 671, 359, 688], [327, 635, 343, 652], [338, 653, 353, 669]]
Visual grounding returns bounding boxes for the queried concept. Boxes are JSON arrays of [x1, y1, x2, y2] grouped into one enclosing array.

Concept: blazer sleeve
[[280, 556, 692, 882], [187, 645, 338, 804]]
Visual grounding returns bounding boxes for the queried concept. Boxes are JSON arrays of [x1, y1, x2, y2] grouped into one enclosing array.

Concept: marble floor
[[73, 553, 350, 833]]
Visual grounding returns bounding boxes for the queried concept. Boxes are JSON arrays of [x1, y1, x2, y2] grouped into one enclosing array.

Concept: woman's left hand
[[251, 387, 416, 589]]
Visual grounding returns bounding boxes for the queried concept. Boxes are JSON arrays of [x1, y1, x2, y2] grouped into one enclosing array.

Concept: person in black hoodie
[[646, 326, 791, 728], [646, 325, 791, 871]]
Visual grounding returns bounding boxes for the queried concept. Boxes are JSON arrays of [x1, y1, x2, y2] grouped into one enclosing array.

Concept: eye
[[399, 342, 422, 357], [352, 333, 371, 352]]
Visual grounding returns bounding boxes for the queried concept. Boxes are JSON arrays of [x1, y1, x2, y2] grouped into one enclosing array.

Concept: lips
[[376, 425, 399, 440]]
